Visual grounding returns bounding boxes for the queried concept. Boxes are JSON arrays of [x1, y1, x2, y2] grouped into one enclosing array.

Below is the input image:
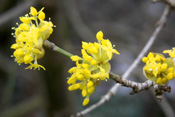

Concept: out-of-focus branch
[[153, 0, 175, 7], [62, 0, 95, 41], [43, 40, 73, 57], [74, 5, 171, 117], [1, 65, 17, 109], [0, 96, 46, 117], [0, 0, 37, 27]]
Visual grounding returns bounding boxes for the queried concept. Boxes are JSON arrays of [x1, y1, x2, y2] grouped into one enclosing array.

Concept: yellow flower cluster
[[142, 52, 175, 84], [68, 31, 120, 106], [11, 7, 54, 70]]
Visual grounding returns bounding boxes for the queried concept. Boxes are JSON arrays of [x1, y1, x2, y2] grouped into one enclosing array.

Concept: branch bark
[[109, 72, 171, 96]]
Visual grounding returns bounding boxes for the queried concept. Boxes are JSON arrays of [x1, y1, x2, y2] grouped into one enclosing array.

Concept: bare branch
[[62, 0, 95, 41], [0, 0, 37, 27], [74, 5, 171, 117], [109, 72, 171, 96], [153, 0, 175, 7], [109, 72, 153, 94]]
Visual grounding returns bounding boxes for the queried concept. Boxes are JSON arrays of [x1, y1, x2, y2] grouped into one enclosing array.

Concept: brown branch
[[109, 72, 171, 96], [74, 5, 171, 117]]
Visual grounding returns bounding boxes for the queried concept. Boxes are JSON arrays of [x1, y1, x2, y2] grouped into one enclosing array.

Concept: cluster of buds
[[142, 51, 175, 85], [11, 7, 54, 70], [67, 31, 120, 106]]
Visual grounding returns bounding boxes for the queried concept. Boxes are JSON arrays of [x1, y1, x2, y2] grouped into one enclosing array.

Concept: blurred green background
[[0, 0, 175, 117]]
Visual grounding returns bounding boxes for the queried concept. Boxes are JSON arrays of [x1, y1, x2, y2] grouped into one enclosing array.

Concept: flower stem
[[43, 40, 73, 58]]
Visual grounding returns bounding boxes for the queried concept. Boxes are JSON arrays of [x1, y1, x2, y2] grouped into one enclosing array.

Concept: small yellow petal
[[167, 73, 173, 80], [156, 77, 162, 84], [24, 54, 33, 64], [70, 55, 79, 61], [20, 17, 31, 24], [96, 31, 103, 40], [30, 6, 37, 16], [11, 44, 20, 49], [83, 97, 89, 106], [87, 87, 95, 94], [148, 52, 154, 58], [68, 85, 75, 91], [74, 83, 81, 89], [38, 11, 45, 20], [113, 49, 120, 55], [142, 57, 148, 63], [19, 23, 29, 31], [67, 77, 76, 84], [82, 89, 88, 97], [82, 42, 89, 49], [81, 64, 89, 69], [87, 81, 94, 88], [68, 67, 76, 73], [90, 60, 96, 65], [161, 63, 167, 71], [168, 67, 173, 73], [163, 50, 171, 54], [14, 48, 24, 56]]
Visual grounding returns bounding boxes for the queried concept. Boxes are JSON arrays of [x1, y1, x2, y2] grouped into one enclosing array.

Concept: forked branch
[[74, 5, 171, 117]]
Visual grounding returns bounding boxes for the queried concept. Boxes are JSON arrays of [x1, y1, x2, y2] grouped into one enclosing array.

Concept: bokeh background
[[0, 0, 175, 117]]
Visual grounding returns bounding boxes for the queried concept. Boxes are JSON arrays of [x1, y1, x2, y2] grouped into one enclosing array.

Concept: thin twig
[[43, 40, 73, 58], [75, 5, 171, 117], [62, 0, 95, 41], [0, 0, 36, 27], [153, 0, 175, 7]]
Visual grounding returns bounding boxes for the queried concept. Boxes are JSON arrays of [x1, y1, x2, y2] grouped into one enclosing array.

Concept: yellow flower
[[68, 31, 120, 106], [30, 7, 38, 16], [96, 31, 103, 41], [11, 6, 54, 70], [142, 52, 175, 85]]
